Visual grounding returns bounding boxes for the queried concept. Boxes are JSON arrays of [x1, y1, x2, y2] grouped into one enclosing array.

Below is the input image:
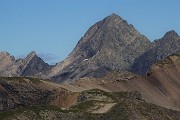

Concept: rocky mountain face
[[48, 13, 151, 82], [0, 51, 52, 77], [131, 30, 180, 75]]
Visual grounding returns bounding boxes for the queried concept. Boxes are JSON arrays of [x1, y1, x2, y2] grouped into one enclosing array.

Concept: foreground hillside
[[0, 77, 79, 111], [0, 77, 179, 120], [57, 54, 180, 111], [0, 88, 180, 120]]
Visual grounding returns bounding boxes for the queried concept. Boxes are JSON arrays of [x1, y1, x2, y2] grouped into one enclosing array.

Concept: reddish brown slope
[[59, 55, 180, 111], [146, 54, 180, 110], [59, 70, 179, 111]]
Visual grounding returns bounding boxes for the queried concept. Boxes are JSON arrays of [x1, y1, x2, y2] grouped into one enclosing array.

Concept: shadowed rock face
[[0, 78, 53, 111], [49, 13, 151, 82], [131, 30, 180, 75], [0, 51, 52, 77], [0, 77, 79, 111]]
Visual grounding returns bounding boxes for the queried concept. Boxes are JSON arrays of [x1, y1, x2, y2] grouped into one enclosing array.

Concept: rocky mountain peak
[[49, 13, 151, 82], [103, 13, 132, 31], [159, 30, 180, 45], [0, 51, 52, 77], [131, 30, 180, 75], [106, 13, 123, 21], [23, 51, 39, 63], [19, 51, 52, 76], [26, 51, 37, 59], [163, 30, 179, 39], [156, 30, 180, 47], [0, 51, 10, 56], [0, 51, 15, 61]]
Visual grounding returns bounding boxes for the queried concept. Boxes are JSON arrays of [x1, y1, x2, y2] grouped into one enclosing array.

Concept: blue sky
[[0, 0, 180, 64]]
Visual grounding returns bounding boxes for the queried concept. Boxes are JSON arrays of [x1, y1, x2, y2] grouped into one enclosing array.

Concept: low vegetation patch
[[0, 89, 179, 120], [0, 77, 42, 84], [0, 105, 63, 120]]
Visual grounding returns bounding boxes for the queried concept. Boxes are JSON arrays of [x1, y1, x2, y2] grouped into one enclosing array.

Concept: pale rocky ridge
[[0, 51, 52, 77]]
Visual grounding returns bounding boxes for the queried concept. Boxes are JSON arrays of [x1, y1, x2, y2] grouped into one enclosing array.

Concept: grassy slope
[[0, 89, 179, 120]]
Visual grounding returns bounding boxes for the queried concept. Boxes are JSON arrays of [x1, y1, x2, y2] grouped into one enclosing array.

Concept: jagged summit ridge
[[22, 51, 37, 63], [163, 30, 179, 38], [106, 13, 123, 22], [27, 51, 37, 58], [0, 51, 15, 61], [0, 51, 11, 56]]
